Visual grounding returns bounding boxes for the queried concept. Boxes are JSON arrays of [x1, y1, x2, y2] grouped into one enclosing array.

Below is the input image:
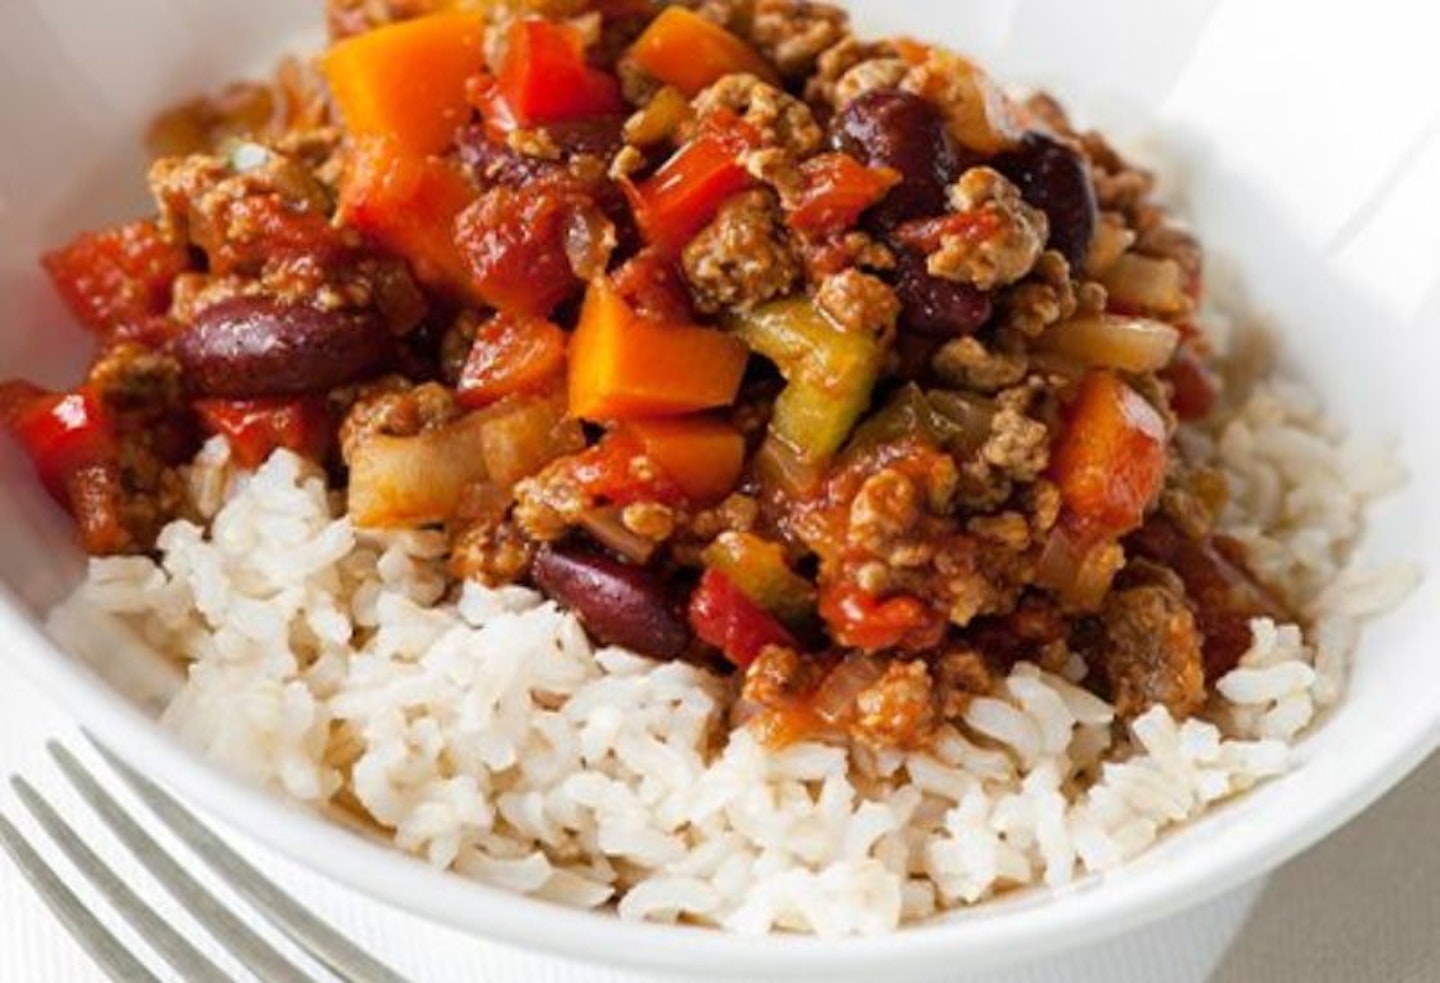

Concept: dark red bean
[[174, 297, 392, 398], [532, 547, 690, 659], [991, 132, 1097, 269], [892, 251, 993, 336], [828, 89, 966, 230]]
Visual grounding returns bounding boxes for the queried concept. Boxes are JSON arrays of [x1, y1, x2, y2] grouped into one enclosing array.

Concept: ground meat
[[750, 0, 850, 78], [993, 249, 1079, 339], [512, 459, 595, 542], [150, 151, 333, 275], [851, 660, 936, 748], [449, 514, 534, 587], [815, 269, 900, 336], [804, 37, 896, 106], [833, 58, 909, 109], [1100, 584, 1206, 720], [326, 0, 439, 38], [923, 167, 1048, 290], [86, 345, 183, 418], [980, 404, 1050, 482], [933, 646, 994, 718], [693, 75, 823, 158], [849, 468, 923, 560], [682, 191, 801, 313], [931, 336, 1028, 392], [339, 380, 459, 461]]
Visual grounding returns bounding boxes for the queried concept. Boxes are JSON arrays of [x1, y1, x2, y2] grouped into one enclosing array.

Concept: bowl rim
[[3, 584, 1437, 981]]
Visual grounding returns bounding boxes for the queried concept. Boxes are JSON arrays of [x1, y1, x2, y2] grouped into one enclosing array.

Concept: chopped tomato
[[624, 109, 759, 256], [1050, 370, 1168, 545], [689, 569, 797, 669], [454, 181, 591, 316], [495, 20, 624, 128], [455, 313, 569, 409], [892, 209, 1004, 254], [818, 581, 947, 653], [42, 221, 190, 338], [564, 430, 684, 507], [609, 249, 695, 324], [194, 397, 334, 470], [787, 154, 900, 237]]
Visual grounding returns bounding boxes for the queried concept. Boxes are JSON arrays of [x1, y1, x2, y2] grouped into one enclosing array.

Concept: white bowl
[[1, 2, 1437, 980]]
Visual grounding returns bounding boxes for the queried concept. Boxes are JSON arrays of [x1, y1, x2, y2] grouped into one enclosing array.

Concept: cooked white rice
[[46, 377, 1416, 936]]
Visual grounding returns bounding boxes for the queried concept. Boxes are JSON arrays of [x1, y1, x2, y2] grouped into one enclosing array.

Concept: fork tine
[[48, 743, 323, 983], [0, 813, 165, 983], [87, 737, 415, 983], [11, 777, 234, 983]]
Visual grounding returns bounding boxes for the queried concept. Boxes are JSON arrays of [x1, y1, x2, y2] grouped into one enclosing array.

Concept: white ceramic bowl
[[2, 2, 1437, 980]]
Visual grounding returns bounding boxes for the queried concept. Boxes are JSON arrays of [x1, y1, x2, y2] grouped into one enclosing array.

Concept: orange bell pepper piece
[[1051, 370, 1168, 544], [625, 109, 759, 256], [627, 6, 780, 97], [569, 281, 749, 421], [338, 136, 477, 298], [618, 416, 745, 503], [456, 313, 569, 409], [324, 12, 485, 156], [497, 20, 625, 127]]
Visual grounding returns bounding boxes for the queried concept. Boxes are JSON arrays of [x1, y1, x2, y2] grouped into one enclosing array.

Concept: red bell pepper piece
[[194, 397, 334, 470], [689, 569, 797, 669], [2, 385, 118, 504], [495, 20, 624, 129], [624, 109, 760, 256], [787, 154, 900, 237], [818, 581, 947, 653], [42, 221, 190, 339]]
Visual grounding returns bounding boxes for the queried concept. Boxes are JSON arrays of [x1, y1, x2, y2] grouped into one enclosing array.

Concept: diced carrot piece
[[624, 109, 759, 256], [455, 313, 569, 408], [323, 12, 485, 156], [1051, 370, 1168, 543], [569, 281, 749, 421], [618, 416, 745, 503], [338, 136, 477, 297], [42, 221, 190, 338], [787, 153, 900, 237], [497, 20, 625, 127], [627, 6, 780, 97]]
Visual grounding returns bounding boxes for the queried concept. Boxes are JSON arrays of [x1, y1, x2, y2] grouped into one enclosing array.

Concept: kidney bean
[[828, 89, 966, 230], [892, 251, 993, 336], [991, 132, 1097, 269], [532, 547, 690, 659], [174, 297, 392, 398]]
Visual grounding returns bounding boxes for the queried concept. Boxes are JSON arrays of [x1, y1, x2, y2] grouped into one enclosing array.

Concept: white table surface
[[1, 658, 1435, 983]]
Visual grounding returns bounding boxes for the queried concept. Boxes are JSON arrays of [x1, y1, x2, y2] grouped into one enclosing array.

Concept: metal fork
[[0, 737, 414, 983]]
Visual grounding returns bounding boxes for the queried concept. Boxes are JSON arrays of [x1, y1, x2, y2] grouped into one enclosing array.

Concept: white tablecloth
[[2, 661, 1435, 983]]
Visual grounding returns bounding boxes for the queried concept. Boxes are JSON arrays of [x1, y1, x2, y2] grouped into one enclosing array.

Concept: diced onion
[[812, 654, 885, 725], [1084, 214, 1136, 276], [1101, 253, 1189, 315], [1039, 314, 1180, 373], [579, 507, 656, 564], [348, 412, 493, 528]]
